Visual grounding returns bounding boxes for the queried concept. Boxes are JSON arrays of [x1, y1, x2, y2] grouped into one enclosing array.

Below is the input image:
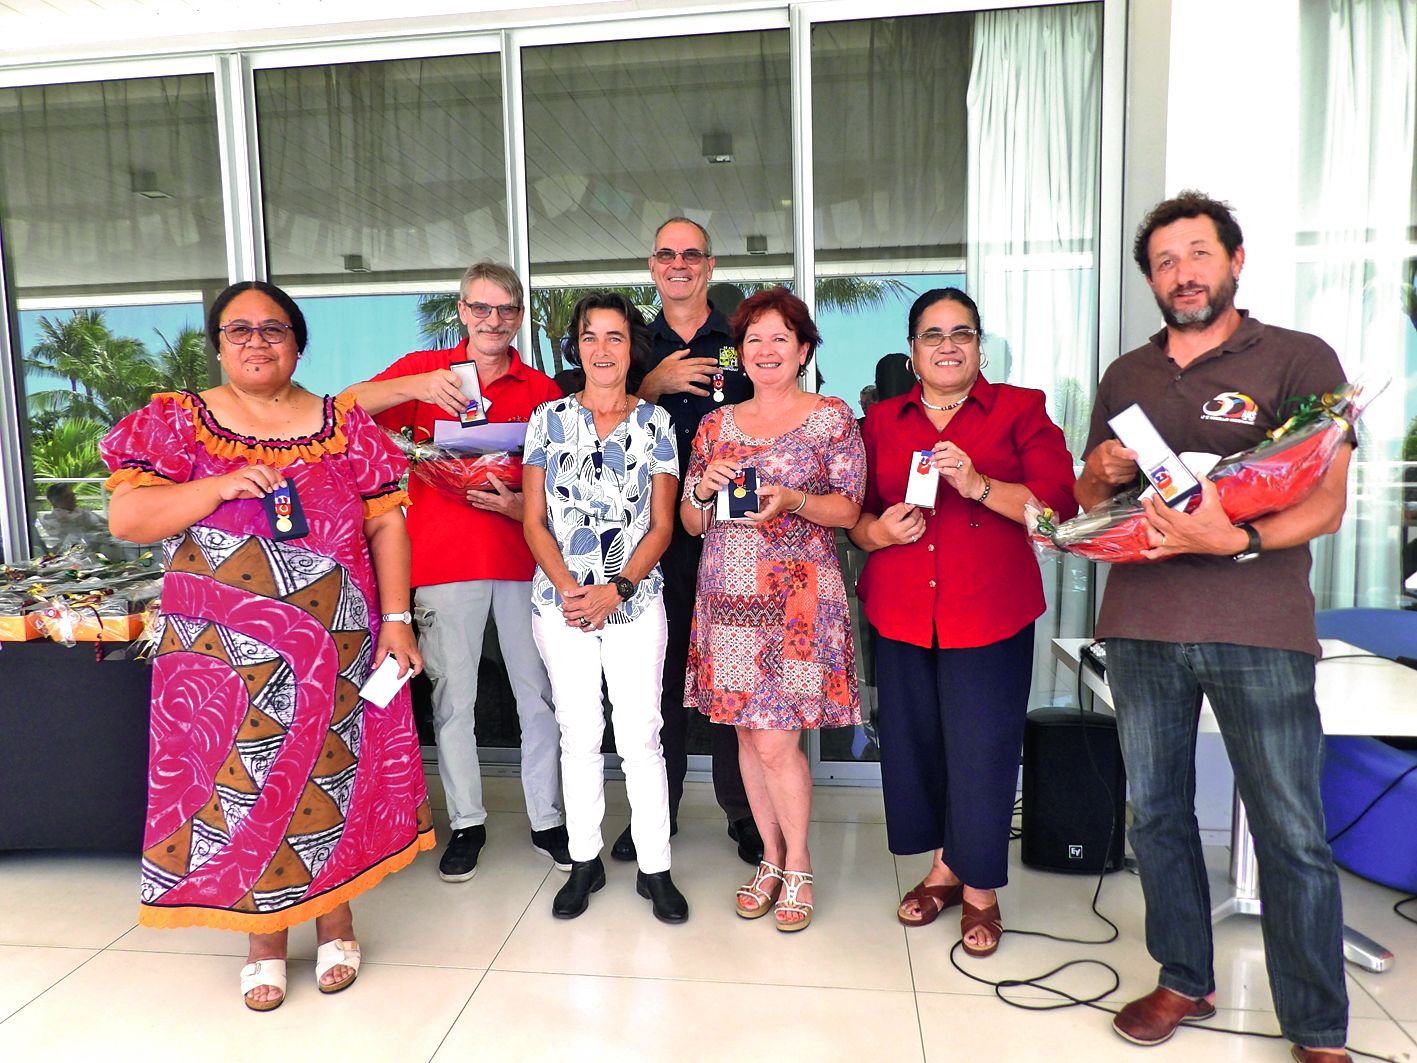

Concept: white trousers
[[415, 580, 564, 832], [531, 597, 671, 873]]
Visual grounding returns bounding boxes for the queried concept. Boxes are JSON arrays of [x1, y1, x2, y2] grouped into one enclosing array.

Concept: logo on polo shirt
[[1200, 391, 1258, 424], [718, 346, 740, 372]]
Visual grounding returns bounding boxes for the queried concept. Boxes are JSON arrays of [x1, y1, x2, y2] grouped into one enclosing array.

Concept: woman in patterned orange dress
[[680, 288, 866, 932]]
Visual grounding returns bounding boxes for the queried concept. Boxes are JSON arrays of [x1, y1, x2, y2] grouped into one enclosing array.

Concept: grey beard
[[1161, 301, 1216, 329]]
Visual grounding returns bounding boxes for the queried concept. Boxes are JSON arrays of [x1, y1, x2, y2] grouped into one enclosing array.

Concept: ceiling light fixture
[[702, 133, 734, 164], [343, 254, 370, 273], [746, 235, 768, 256], [131, 169, 170, 199]]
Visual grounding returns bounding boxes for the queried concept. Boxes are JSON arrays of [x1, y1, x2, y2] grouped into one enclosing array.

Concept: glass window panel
[[0, 73, 226, 560], [255, 53, 507, 286], [522, 29, 792, 283], [1294, 0, 1417, 609], [811, 6, 1103, 763]]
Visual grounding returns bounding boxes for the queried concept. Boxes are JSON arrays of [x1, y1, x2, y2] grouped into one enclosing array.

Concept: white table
[[1052, 637, 1417, 973]]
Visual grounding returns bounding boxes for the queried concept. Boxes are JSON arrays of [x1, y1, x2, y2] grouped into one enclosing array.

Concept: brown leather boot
[[1290, 1046, 1352, 1063]]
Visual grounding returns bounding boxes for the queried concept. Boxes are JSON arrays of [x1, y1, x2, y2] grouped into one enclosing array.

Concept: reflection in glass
[[812, 6, 1104, 762], [256, 54, 507, 286], [522, 30, 792, 279]]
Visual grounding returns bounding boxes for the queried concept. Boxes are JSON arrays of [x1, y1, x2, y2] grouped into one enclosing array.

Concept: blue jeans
[[1106, 639, 1347, 1049]]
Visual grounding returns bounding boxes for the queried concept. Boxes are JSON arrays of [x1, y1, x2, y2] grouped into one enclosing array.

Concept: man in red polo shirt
[[350, 261, 567, 882]]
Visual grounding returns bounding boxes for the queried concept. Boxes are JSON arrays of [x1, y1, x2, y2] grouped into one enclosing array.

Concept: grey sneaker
[[439, 825, 486, 882]]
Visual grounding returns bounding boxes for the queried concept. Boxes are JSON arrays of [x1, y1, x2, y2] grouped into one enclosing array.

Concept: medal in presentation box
[[449, 360, 490, 426], [905, 450, 940, 508], [1108, 403, 1199, 507]]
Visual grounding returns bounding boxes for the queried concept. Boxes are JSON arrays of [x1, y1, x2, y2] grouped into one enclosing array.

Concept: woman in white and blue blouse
[[522, 292, 688, 925]]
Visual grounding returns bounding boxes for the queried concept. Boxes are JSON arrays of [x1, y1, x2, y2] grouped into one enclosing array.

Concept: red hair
[[730, 287, 822, 377]]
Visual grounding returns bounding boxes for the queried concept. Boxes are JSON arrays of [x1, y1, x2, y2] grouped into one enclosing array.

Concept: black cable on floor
[[1395, 895, 1417, 925]]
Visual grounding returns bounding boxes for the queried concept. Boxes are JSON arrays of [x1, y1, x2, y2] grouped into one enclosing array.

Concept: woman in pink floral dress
[[680, 287, 865, 932], [103, 282, 433, 1011]]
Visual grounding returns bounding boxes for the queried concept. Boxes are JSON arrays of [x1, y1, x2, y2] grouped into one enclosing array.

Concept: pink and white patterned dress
[[683, 397, 866, 730], [102, 390, 433, 933]]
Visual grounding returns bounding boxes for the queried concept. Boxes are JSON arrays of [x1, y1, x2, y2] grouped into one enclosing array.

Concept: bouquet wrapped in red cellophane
[[384, 427, 524, 502], [1029, 377, 1383, 564]]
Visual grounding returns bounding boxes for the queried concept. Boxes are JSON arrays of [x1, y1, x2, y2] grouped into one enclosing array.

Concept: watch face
[[614, 577, 634, 600]]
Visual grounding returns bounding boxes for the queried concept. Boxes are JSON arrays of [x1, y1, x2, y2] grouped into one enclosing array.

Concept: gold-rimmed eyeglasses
[[910, 327, 980, 348]]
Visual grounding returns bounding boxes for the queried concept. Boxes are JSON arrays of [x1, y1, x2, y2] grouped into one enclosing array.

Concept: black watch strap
[[613, 576, 635, 600], [1231, 522, 1262, 563]]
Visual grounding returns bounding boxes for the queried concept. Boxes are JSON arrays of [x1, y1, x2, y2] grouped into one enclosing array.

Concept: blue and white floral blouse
[[525, 395, 679, 623]]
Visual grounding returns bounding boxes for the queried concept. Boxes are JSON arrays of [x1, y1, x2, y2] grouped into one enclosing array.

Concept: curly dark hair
[[1133, 190, 1244, 278], [729, 287, 821, 379]]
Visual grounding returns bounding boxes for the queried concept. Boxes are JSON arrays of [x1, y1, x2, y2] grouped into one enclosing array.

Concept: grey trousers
[[415, 579, 564, 832]]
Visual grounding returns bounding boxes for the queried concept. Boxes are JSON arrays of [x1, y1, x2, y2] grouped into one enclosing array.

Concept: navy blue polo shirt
[[647, 305, 753, 477]]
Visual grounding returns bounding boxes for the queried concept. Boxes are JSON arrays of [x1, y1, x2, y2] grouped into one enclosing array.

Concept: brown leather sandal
[[896, 880, 964, 927], [960, 898, 1003, 957]]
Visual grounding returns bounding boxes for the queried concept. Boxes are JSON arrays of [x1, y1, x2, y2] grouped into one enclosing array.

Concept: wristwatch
[[381, 610, 413, 624], [1231, 523, 1262, 564], [612, 576, 636, 601]]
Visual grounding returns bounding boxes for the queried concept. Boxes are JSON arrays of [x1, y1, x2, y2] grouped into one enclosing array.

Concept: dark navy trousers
[[875, 622, 1034, 889]]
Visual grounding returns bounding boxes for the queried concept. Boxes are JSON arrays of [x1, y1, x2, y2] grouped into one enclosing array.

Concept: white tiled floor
[[2, 774, 1415, 1063]]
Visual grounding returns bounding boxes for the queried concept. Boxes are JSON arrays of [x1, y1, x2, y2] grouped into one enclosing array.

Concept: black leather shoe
[[727, 817, 764, 866], [610, 824, 636, 862], [552, 857, 606, 919], [611, 820, 678, 863], [636, 870, 689, 924], [439, 825, 486, 882]]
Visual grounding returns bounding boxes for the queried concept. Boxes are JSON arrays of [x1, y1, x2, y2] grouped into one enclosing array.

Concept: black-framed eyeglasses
[[461, 301, 522, 319], [219, 323, 294, 345], [652, 248, 709, 265], [910, 327, 981, 348]]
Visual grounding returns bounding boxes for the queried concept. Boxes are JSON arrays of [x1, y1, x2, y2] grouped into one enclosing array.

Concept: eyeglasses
[[219, 323, 294, 345], [652, 248, 709, 265], [461, 301, 522, 319], [910, 327, 980, 348]]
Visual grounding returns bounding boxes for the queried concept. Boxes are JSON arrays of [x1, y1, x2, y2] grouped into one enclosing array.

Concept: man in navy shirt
[[608, 217, 761, 866]]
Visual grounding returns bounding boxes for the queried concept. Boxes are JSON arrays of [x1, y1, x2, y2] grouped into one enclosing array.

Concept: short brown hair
[[652, 217, 712, 257]]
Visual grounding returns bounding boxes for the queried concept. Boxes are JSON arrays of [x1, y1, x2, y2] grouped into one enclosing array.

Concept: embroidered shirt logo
[[1200, 391, 1258, 424], [718, 346, 740, 372]]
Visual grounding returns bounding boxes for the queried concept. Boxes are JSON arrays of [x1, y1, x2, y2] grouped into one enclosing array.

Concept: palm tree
[[24, 310, 113, 397], [417, 275, 913, 377], [28, 417, 108, 480], [154, 327, 214, 392]]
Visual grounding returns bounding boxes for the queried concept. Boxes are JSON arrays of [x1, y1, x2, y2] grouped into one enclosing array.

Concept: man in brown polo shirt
[[1076, 191, 1354, 1063]]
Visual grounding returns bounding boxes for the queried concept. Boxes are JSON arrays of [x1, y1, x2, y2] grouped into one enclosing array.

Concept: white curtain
[[1297, 0, 1416, 609], [965, 4, 1102, 707]]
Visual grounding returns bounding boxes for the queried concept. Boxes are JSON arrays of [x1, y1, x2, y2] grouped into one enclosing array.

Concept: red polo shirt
[[370, 341, 562, 588], [857, 377, 1078, 649]]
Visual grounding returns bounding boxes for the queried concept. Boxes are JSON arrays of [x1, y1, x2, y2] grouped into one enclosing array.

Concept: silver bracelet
[[976, 475, 992, 504], [791, 491, 809, 514]]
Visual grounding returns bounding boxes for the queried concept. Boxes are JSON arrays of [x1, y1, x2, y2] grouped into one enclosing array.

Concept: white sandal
[[240, 958, 287, 1012], [774, 870, 814, 933], [315, 939, 361, 994]]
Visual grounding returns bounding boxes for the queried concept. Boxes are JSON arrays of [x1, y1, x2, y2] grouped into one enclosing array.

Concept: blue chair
[[1314, 608, 1417, 892]]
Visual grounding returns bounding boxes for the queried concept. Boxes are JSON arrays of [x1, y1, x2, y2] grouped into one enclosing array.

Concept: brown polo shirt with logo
[[1083, 312, 1349, 657]]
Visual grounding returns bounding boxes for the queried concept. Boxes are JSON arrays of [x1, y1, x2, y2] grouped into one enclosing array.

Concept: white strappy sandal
[[774, 870, 814, 933], [315, 939, 361, 994], [240, 958, 287, 1012]]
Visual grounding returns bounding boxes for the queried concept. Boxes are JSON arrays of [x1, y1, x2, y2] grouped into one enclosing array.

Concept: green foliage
[[23, 310, 213, 482], [29, 417, 108, 480]]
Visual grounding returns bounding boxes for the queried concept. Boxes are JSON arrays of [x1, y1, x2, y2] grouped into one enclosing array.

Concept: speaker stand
[[1210, 792, 1394, 973]]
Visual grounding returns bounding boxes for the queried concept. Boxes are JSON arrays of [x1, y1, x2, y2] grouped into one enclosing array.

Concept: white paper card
[[449, 360, 490, 425], [1108, 404, 1199, 507], [358, 654, 412, 708], [904, 450, 940, 508]]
